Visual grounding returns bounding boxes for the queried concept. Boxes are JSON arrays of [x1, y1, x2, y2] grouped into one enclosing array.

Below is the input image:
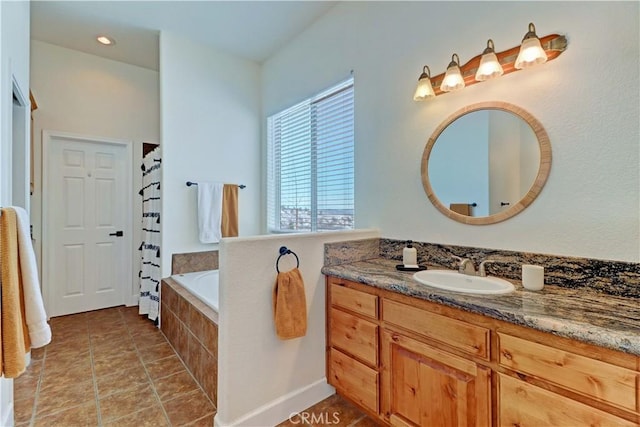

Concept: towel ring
[[276, 246, 299, 273]]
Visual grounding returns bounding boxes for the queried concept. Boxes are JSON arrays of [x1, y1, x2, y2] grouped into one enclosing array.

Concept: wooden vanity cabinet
[[326, 277, 380, 415], [498, 373, 637, 427], [381, 329, 491, 427], [325, 275, 640, 427]]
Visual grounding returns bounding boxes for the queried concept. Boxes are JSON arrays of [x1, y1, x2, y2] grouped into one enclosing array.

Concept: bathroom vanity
[[323, 258, 640, 426]]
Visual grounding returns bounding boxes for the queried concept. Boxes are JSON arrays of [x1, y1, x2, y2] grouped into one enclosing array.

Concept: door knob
[[109, 231, 124, 237]]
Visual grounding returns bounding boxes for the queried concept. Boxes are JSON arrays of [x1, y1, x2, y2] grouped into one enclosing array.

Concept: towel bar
[[276, 246, 299, 273], [186, 181, 246, 189]]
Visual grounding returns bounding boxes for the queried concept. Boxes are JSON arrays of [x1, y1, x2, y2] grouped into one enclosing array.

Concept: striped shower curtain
[[139, 147, 161, 324]]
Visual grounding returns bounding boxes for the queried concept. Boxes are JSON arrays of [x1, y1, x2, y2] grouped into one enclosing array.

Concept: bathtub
[[171, 269, 219, 312]]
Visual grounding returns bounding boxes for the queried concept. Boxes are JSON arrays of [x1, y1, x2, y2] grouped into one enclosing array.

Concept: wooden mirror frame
[[421, 101, 551, 225]]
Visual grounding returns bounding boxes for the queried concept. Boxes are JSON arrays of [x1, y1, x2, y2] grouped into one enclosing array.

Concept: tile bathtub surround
[[161, 279, 218, 406], [376, 238, 640, 298], [13, 306, 215, 426], [171, 250, 219, 275]]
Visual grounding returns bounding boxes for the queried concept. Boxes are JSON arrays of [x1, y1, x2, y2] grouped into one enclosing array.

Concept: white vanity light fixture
[[440, 54, 465, 92], [96, 35, 116, 46], [475, 39, 504, 81], [413, 65, 436, 101], [413, 23, 566, 100], [514, 23, 547, 69]]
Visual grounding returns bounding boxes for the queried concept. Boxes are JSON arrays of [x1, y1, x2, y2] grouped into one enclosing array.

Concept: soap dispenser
[[403, 240, 418, 268]]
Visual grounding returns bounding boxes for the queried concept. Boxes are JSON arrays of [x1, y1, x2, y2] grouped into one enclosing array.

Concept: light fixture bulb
[[97, 35, 115, 46], [475, 39, 504, 81], [515, 23, 547, 69], [440, 54, 465, 92], [413, 66, 436, 101]]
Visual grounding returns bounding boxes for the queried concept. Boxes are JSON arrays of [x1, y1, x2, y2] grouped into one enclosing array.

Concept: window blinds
[[267, 78, 354, 232]]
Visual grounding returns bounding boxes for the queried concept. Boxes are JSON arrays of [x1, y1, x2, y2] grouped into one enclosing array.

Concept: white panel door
[[46, 135, 130, 317]]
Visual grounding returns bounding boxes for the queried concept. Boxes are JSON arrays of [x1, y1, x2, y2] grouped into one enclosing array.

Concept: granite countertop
[[322, 258, 640, 356]]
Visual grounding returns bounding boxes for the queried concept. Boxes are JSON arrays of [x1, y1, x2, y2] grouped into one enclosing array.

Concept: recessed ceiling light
[[96, 36, 115, 46]]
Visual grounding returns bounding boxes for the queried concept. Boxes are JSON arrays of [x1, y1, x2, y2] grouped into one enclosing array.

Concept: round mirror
[[421, 102, 551, 225]]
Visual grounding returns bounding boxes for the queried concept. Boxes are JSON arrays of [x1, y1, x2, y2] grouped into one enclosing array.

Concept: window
[[267, 78, 354, 232]]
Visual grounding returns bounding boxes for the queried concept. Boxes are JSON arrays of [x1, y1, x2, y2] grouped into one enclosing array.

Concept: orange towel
[[273, 268, 307, 340], [0, 208, 31, 378], [450, 203, 471, 216], [221, 184, 239, 237]]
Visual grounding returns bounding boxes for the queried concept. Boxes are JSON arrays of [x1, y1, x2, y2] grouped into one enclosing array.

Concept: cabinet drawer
[[498, 333, 638, 412], [382, 299, 489, 359], [498, 373, 637, 427], [329, 348, 379, 414], [330, 282, 378, 319], [330, 308, 378, 366]]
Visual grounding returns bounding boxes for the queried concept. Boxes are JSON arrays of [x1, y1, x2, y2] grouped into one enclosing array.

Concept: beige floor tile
[[14, 397, 34, 425], [89, 321, 128, 337], [185, 412, 216, 426], [13, 373, 39, 402], [43, 351, 92, 376], [99, 383, 159, 422], [145, 354, 186, 380], [39, 362, 93, 390], [17, 305, 225, 426], [102, 403, 170, 427], [30, 346, 46, 361], [33, 401, 98, 427], [93, 349, 143, 378], [153, 369, 200, 402], [351, 415, 381, 426], [96, 366, 151, 398], [46, 333, 91, 350], [162, 389, 215, 426], [128, 319, 160, 336], [35, 378, 94, 417], [133, 330, 168, 348], [90, 329, 134, 349], [138, 341, 178, 364], [44, 338, 90, 363], [92, 339, 137, 360]]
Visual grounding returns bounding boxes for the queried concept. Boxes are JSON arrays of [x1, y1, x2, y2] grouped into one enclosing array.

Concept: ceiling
[[30, 1, 338, 71]]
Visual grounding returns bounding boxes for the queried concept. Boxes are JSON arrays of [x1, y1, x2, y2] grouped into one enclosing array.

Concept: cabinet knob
[[502, 350, 513, 360], [392, 334, 400, 342]]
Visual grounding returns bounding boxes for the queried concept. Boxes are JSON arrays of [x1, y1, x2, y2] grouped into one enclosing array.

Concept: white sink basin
[[413, 269, 515, 295]]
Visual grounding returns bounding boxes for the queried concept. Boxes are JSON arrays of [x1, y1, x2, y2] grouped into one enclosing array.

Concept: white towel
[[197, 182, 224, 243], [12, 206, 52, 348]]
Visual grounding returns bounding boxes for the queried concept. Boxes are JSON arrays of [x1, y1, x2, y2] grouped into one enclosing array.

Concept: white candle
[[522, 264, 544, 291]]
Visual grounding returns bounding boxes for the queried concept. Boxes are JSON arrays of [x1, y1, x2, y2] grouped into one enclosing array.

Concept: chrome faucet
[[478, 260, 495, 277], [478, 259, 509, 277], [452, 255, 476, 276]]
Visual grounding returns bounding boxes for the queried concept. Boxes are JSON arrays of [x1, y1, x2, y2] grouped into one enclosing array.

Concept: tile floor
[[14, 305, 376, 427], [277, 394, 378, 427], [14, 306, 215, 426]]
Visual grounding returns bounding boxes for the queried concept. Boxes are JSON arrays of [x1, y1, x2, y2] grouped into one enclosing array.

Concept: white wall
[[1, 0, 30, 208], [262, 1, 640, 262], [159, 32, 262, 278], [431, 110, 489, 216], [0, 1, 30, 424], [488, 111, 520, 215], [30, 40, 160, 304], [215, 229, 379, 427]]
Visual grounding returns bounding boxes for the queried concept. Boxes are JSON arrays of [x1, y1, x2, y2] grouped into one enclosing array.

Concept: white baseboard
[[127, 294, 139, 307], [214, 379, 335, 427]]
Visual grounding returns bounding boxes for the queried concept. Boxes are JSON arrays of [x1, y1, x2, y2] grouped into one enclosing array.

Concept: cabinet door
[[498, 373, 637, 427], [381, 330, 491, 427]]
